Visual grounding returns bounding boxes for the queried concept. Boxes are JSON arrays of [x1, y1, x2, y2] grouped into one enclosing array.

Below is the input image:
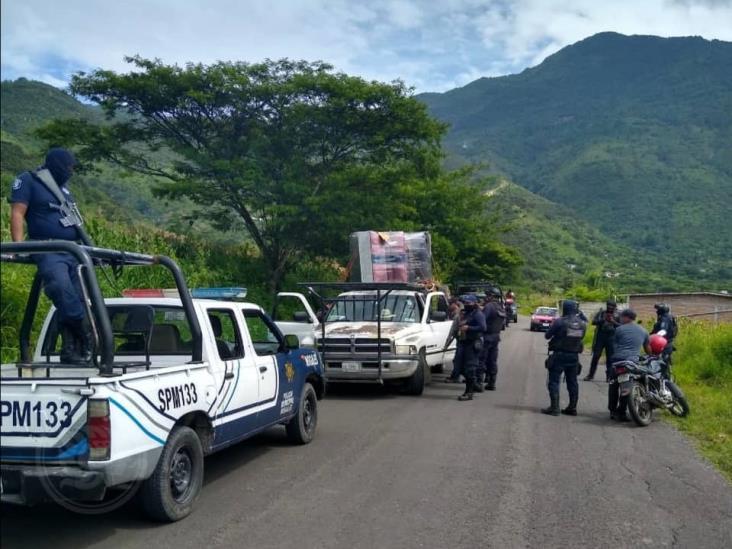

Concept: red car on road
[[530, 307, 558, 331]]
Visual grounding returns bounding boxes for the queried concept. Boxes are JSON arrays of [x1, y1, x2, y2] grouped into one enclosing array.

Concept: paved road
[[2, 319, 732, 548]]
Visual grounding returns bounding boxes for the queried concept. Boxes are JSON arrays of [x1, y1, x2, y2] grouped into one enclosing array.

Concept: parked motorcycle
[[612, 355, 689, 426]]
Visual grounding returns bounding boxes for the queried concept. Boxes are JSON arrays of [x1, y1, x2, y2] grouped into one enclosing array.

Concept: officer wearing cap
[[455, 295, 486, 401], [542, 299, 586, 416], [9, 148, 92, 364], [479, 287, 505, 391]]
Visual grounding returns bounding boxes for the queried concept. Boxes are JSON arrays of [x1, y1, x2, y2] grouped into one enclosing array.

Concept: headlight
[[395, 344, 418, 355]]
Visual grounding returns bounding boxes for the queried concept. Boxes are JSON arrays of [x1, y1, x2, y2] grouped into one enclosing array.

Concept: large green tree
[[39, 57, 447, 290]]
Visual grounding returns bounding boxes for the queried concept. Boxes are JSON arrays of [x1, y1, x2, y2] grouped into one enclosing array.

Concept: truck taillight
[[88, 399, 110, 460]]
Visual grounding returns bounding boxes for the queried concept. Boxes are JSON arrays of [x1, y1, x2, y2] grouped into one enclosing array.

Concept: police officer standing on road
[[455, 295, 486, 401], [479, 287, 505, 391], [9, 148, 92, 364], [584, 300, 620, 381], [542, 299, 587, 416]]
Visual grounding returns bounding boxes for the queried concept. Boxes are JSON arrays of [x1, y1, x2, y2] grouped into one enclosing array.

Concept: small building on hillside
[[627, 292, 732, 323]]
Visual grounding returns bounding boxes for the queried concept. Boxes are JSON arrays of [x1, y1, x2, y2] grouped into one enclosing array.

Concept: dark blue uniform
[[479, 300, 504, 390], [9, 168, 84, 323], [455, 304, 486, 399], [543, 300, 586, 415]]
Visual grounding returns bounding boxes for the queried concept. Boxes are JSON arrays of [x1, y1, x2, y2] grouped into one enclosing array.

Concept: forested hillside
[[1, 72, 709, 294], [420, 32, 732, 286]]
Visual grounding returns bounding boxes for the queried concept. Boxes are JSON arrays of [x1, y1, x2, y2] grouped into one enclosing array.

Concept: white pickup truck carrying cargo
[[273, 283, 456, 395], [0, 241, 325, 521]]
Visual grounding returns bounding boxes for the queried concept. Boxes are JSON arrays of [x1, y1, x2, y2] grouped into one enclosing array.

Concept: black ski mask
[[44, 148, 77, 186]]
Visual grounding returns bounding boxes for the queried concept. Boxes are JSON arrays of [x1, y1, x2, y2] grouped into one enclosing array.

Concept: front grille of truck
[[318, 338, 391, 355]]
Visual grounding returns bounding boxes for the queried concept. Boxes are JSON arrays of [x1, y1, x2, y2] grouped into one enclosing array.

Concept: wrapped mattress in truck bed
[[349, 231, 432, 283]]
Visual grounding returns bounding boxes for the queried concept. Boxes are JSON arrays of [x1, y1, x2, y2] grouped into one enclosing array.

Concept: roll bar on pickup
[[0, 240, 203, 376], [298, 281, 429, 384]]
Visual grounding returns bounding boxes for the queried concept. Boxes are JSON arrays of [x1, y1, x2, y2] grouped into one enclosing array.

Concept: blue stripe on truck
[[109, 398, 165, 445]]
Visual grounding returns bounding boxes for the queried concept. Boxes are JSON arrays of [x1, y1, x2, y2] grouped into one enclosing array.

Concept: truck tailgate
[[1, 381, 89, 463]]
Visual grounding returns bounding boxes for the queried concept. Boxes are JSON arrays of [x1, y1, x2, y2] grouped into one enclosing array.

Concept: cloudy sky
[[2, 0, 731, 92]]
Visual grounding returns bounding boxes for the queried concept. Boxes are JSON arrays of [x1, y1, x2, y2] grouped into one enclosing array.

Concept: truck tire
[[286, 382, 318, 444], [403, 354, 425, 396], [139, 426, 204, 522]]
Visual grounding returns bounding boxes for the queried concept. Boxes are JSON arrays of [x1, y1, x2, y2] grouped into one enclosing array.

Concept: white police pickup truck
[[0, 241, 324, 521], [273, 283, 455, 395]]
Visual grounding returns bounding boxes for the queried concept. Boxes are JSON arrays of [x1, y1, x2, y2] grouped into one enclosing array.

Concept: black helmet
[[487, 287, 502, 298], [606, 299, 617, 309], [654, 303, 669, 315]]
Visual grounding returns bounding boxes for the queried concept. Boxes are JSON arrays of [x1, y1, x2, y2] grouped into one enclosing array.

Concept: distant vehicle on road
[[529, 307, 558, 331]]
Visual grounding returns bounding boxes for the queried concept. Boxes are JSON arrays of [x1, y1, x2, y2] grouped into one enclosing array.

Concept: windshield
[[326, 293, 421, 323], [535, 307, 557, 316]]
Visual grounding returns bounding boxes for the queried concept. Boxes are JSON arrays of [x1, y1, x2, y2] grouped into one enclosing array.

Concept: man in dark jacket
[[651, 303, 677, 361], [542, 299, 587, 416], [455, 295, 486, 401], [584, 300, 620, 381], [479, 287, 505, 391], [9, 148, 92, 364]]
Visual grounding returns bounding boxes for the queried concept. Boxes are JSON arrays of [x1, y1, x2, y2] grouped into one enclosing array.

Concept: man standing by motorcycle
[[584, 300, 620, 381], [542, 299, 587, 416], [608, 309, 652, 421]]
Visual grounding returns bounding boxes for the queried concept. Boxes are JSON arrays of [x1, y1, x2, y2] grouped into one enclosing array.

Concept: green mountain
[[420, 32, 732, 286]]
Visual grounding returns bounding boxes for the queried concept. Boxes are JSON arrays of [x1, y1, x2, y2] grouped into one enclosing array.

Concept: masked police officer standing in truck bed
[[9, 148, 92, 364]]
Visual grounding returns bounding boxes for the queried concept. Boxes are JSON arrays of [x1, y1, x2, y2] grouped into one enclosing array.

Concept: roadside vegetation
[[666, 321, 732, 482]]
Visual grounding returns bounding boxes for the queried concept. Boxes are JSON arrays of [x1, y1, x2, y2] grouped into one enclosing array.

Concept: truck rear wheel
[[286, 382, 318, 444], [140, 426, 204, 522]]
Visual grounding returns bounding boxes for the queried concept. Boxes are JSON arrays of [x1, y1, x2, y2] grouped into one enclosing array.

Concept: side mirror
[[283, 334, 300, 350], [292, 311, 311, 323], [430, 311, 448, 322]]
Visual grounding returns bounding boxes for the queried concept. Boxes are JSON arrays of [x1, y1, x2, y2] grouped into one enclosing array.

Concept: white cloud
[[1, 0, 731, 93]]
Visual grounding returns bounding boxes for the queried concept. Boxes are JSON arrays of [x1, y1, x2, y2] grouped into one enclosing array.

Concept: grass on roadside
[[665, 321, 732, 483]]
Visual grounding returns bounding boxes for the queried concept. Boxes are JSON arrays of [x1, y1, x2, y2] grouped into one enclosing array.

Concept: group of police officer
[[444, 289, 506, 401], [9, 148, 680, 419]]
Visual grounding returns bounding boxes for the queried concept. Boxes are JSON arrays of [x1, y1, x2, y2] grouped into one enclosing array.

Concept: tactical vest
[[486, 303, 505, 334], [552, 314, 586, 353]]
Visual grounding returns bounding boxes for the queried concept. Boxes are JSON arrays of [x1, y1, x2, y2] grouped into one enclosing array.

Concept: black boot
[[486, 374, 496, 391], [59, 323, 81, 364], [541, 394, 560, 416], [562, 397, 578, 416], [458, 391, 474, 401], [474, 374, 485, 393], [68, 318, 93, 365]]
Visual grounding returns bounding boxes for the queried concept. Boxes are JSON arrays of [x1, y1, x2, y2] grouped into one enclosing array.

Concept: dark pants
[[456, 340, 481, 393], [608, 381, 627, 415], [449, 345, 464, 380], [588, 335, 614, 379], [478, 333, 500, 377], [35, 253, 85, 322], [547, 352, 579, 403]]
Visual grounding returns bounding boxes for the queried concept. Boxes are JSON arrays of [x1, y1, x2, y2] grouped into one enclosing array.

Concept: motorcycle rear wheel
[[666, 381, 690, 417], [628, 384, 653, 426]]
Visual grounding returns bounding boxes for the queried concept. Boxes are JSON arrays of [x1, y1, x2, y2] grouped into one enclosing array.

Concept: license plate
[[617, 374, 630, 382], [342, 362, 361, 372], [542, 323, 549, 327]]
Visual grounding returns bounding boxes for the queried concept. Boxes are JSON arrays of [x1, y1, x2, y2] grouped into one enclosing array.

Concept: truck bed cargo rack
[[298, 282, 427, 384], [1, 240, 203, 377]]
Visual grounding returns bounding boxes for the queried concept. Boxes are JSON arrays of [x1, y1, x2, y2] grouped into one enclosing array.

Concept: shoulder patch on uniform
[[12, 178, 23, 190]]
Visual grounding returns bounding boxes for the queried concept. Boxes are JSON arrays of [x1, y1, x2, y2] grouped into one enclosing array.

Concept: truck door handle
[[224, 372, 234, 380], [259, 366, 268, 373]]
